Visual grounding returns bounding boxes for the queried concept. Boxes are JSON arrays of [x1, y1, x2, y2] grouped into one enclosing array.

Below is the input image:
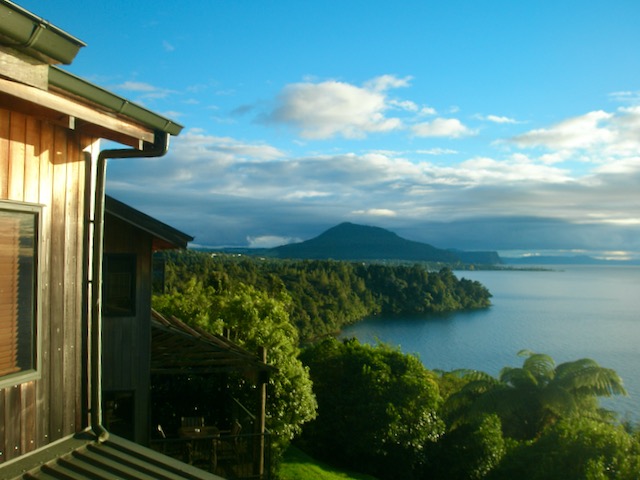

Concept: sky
[[20, 0, 640, 259]]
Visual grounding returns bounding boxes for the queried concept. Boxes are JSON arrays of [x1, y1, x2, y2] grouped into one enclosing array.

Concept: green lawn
[[279, 446, 379, 480]]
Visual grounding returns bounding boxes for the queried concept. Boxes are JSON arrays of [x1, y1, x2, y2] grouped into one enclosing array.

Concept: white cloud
[[171, 130, 286, 164], [417, 148, 458, 155], [263, 75, 409, 139], [284, 190, 332, 200], [247, 235, 300, 248], [510, 110, 614, 150], [420, 106, 437, 116], [352, 208, 397, 217], [609, 90, 640, 104], [388, 99, 419, 111], [605, 106, 640, 155], [116, 81, 160, 92], [485, 114, 518, 124], [364, 74, 412, 92], [161, 110, 184, 119], [412, 118, 476, 138], [114, 80, 176, 101], [592, 156, 640, 175], [458, 155, 572, 184]]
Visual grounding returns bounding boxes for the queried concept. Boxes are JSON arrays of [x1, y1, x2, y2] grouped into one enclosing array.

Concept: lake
[[340, 265, 640, 421]]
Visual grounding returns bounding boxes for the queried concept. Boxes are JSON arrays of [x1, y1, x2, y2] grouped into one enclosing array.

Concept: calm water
[[340, 266, 640, 421]]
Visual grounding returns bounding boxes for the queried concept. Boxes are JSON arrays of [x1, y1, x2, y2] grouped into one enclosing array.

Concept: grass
[[279, 446, 380, 480]]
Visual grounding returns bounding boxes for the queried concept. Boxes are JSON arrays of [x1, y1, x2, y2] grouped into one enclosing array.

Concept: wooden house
[[0, 1, 271, 478], [102, 197, 273, 479], [102, 195, 194, 445]]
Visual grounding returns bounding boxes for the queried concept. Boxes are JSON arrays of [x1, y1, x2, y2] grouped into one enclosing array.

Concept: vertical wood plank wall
[[0, 108, 95, 463], [103, 215, 153, 445]]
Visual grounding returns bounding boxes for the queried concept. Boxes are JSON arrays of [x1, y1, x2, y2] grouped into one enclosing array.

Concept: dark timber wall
[[102, 214, 154, 445]]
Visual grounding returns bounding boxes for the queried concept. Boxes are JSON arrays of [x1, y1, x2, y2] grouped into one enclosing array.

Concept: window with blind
[[0, 202, 40, 388]]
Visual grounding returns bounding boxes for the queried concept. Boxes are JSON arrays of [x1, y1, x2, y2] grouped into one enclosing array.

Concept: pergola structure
[[150, 310, 274, 478], [151, 310, 273, 377]]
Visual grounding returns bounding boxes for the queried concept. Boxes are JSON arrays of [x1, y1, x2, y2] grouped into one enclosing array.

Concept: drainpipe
[[90, 130, 170, 441]]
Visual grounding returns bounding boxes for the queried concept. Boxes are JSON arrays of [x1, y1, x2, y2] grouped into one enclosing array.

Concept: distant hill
[[502, 255, 640, 266], [267, 222, 501, 264], [448, 249, 502, 265]]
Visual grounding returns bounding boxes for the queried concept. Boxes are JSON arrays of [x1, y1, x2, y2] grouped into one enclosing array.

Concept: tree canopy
[[153, 279, 317, 462], [443, 350, 627, 440], [157, 250, 492, 343], [299, 338, 444, 480], [488, 417, 640, 479]]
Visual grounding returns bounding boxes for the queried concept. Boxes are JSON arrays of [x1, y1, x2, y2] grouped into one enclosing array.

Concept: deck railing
[[150, 429, 271, 479], [150, 397, 271, 479]]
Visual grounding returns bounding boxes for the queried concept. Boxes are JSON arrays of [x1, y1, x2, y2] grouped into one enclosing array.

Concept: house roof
[[48, 66, 183, 137], [151, 309, 275, 376], [0, 0, 183, 143], [105, 195, 194, 250], [0, 430, 224, 479]]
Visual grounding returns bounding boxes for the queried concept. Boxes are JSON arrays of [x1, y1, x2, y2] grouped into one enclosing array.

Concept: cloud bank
[[106, 76, 640, 258]]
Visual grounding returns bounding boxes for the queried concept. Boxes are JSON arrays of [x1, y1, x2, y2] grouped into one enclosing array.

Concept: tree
[[424, 414, 506, 480], [444, 350, 627, 440], [157, 251, 492, 343], [299, 338, 444, 480], [152, 276, 224, 332], [213, 285, 317, 444], [153, 282, 317, 464], [488, 417, 640, 479]]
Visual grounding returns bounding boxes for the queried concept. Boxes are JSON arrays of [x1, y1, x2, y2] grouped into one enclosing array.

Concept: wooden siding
[[102, 214, 154, 445], [0, 108, 96, 464]]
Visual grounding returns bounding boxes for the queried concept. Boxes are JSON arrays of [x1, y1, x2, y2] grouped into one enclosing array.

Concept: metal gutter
[[0, 0, 85, 64], [0, 0, 183, 137], [49, 66, 183, 136]]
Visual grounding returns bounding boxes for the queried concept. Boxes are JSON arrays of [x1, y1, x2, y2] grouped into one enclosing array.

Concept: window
[[0, 201, 40, 388], [103, 254, 137, 316]]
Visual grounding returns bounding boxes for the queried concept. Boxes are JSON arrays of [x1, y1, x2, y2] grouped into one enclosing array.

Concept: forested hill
[[268, 222, 502, 265], [155, 250, 492, 343]]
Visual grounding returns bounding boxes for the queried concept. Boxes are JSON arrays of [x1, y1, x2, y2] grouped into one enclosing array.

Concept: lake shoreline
[[341, 265, 640, 421]]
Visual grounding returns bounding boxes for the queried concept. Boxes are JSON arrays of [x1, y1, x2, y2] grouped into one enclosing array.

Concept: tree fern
[[443, 351, 627, 440]]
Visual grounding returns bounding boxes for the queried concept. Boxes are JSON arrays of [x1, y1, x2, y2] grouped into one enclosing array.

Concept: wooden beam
[[0, 47, 48, 90], [0, 77, 154, 146]]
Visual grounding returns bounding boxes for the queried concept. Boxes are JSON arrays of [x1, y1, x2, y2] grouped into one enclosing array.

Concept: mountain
[[268, 222, 501, 264]]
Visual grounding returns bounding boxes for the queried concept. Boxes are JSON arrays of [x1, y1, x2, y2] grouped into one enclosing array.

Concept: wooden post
[[255, 346, 267, 478]]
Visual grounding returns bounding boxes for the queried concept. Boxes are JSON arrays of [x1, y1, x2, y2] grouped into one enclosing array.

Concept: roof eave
[[105, 196, 193, 250], [49, 66, 183, 136], [0, 0, 85, 65]]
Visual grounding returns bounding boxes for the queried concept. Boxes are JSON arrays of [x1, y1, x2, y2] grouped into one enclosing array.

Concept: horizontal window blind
[[0, 214, 20, 376]]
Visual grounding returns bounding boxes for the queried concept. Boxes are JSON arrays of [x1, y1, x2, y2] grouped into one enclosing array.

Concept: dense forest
[[299, 340, 638, 480], [151, 250, 637, 479], [156, 250, 491, 343]]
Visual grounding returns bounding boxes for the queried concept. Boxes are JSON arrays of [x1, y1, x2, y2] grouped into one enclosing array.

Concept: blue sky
[[21, 0, 640, 259]]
